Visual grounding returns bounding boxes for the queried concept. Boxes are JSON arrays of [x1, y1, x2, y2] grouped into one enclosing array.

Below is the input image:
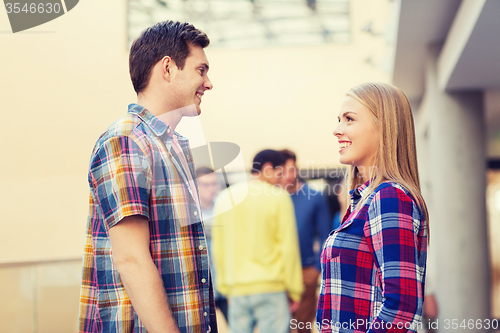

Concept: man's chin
[[178, 104, 199, 117]]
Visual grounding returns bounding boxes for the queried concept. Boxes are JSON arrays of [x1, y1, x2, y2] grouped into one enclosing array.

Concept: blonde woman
[[316, 82, 429, 333]]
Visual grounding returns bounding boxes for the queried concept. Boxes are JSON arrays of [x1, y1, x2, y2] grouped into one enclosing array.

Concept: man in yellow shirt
[[212, 149, 303, 333]]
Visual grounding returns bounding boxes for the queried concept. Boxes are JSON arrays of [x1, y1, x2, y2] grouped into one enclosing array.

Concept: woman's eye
[[346, 116, 353, 122]]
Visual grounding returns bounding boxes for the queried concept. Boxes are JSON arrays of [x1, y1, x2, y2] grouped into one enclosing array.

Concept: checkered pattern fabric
[[79, 104, 216, 333], [317, 181, 427, 333]]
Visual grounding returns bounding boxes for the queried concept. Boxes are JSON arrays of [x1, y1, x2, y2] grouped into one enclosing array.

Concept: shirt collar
[[128, 104, 191, 144], [350, 180, 371, 199], [128, 103, 174, 138]]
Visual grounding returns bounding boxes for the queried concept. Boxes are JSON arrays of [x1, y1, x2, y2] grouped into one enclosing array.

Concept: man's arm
[[277, 194, 304, 302], [109, 215, 180, 333]]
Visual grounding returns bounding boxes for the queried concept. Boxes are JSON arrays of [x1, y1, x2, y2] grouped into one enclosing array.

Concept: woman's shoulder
[[369, 181, 418, 207], [366, 181, 425, 235], [374, 180, 409, 194]]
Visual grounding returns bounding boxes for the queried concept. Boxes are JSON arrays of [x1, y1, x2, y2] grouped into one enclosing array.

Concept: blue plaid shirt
[[317, 181, 427, 333], [79, 104, 217, 333]]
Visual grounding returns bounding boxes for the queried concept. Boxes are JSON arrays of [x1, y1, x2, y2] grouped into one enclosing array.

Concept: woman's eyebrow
[[338, 111, 356, 121]]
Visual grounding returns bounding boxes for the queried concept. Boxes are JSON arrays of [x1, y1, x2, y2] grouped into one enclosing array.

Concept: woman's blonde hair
[[345, 82, 429, 236]]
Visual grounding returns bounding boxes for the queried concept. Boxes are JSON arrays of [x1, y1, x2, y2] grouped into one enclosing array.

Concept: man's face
[[197, 173, 219, 205], [171, 43, 213, 115], [262, 163, 283, 186], [279, 159, 298, 190]]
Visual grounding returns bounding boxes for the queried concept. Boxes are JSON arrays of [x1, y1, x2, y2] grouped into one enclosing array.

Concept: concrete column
[[424, 46, 490, 332], [415, 95, 432, 204]]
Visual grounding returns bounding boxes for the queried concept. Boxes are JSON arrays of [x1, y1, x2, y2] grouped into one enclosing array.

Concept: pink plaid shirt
[[317, 181, 427, 333]]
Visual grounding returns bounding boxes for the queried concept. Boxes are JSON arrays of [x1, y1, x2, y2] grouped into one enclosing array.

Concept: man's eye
[[199, 69, 205, 75]]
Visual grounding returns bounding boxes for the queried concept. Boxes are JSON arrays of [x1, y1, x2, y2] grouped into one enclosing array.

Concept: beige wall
[[0, 260, 82, 332], [0, 0, 133, 263], [0, 0, 390, 330], [0, 0, 390, 264]]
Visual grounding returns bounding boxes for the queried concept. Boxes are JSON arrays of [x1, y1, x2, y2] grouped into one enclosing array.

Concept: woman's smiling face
[[334, 96, 379, 174]]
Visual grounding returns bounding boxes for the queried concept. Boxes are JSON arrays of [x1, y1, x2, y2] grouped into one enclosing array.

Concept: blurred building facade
[[6, 0, 500, 332], [391, 0, 500, 330]]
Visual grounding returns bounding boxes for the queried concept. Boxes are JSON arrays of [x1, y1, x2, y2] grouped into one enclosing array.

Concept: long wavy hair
[[345, 82, 429, 237]]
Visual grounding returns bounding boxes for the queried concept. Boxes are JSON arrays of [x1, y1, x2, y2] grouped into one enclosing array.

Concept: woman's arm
[[364, 184, 427, 333]]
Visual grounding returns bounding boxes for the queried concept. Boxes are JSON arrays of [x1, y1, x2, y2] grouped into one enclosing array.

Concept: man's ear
[[159, 56, 173, 82], [261, 162, 273, 176]]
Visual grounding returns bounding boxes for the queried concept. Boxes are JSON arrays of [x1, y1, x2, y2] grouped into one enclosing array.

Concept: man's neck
[[251, 173, 269, 184], [286, 181, 303, 194], [200, 200, 213, 211], [137, 96, 183, 131], [156, 109, 183, 131]]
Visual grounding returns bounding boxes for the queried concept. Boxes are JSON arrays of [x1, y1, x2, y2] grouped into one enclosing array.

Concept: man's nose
[[204, 76, 213, 90]]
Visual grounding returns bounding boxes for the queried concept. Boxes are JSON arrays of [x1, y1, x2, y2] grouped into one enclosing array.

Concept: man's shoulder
[[92, 113, 153, 153], [293, 183, 325, 201], [263, 182, 293, 204], [216, 180, 285, 204], [98, 113, 144, 140], [248, 180, 289, 197], [220, 181, 250, 199], [213, 181, 246, 213]]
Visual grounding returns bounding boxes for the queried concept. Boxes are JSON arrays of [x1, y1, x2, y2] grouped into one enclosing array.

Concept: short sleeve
[[89, 136, 152, 230]]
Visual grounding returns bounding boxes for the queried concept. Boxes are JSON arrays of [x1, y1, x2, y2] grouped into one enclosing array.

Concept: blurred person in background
[[212, 149, 303, 333], [196, 167, 229, 322], [279, 149, 331, 333], [79, 21, 217, 333], [331, 177, 348, 231], [317, 82, 429, 332]]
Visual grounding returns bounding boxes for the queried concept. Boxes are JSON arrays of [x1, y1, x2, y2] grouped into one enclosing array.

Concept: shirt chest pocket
[[323, 232, 345, 260], [324, 219, 366, 261]]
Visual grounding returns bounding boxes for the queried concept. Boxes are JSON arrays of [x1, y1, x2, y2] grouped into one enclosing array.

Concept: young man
[[279, 149, 331, 333], [79, 21, 216, 333], [212, 149, 303, 333]]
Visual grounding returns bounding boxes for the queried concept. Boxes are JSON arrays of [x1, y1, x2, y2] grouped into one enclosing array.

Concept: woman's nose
[[333, 123, 343, 137]]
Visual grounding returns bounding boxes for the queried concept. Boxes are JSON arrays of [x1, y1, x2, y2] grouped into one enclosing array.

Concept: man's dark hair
[[280, 149, 296, 162], [129, 20, 210, 94], [196, 166, 214, 178], [251, 149, 286, 174]]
